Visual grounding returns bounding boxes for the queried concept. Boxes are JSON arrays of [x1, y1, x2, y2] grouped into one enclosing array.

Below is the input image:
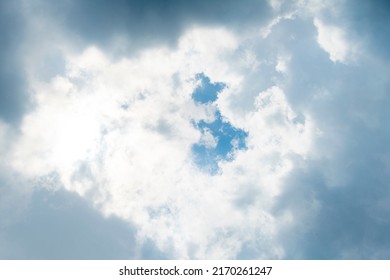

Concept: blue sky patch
[[192, 73, 225, 104], [191, 75, 248, 174]]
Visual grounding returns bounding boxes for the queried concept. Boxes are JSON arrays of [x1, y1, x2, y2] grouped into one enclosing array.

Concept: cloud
[[24, 0, 272, 55], [313, 18, 354, 63], [0, 1, 31, 124], [0, 186, 168, 259], [339, 0, 390, 60], [265, 0, 390, 259], [2, 0, 390, 260], [5, 21, 317, 258]]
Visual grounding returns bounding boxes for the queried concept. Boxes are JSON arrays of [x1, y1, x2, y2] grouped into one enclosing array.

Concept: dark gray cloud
[[274, 150, 390, 259], [0, 1, 30, 124], [0, 185, 166, 259], [268, 1, 390, 259], [339, 0, 390, 60], [1, 0, 272, 123], [34, 0, 272, 54]]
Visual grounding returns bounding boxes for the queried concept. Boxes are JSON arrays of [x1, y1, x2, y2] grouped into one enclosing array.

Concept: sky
[[1, 0, 390, 259]]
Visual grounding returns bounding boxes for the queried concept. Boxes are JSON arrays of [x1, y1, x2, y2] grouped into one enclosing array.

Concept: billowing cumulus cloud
[[9, 27, 311, 258], [1, 0, 390, 259]]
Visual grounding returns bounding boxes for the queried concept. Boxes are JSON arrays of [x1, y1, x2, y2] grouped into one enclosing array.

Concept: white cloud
[[0, 120, 10, 163], [259, 12, 296, 39], [313, 18, 353, 63], [7, 20, 317, 259], [199, 128, 218, 148], [275, 56, 290, 73]]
